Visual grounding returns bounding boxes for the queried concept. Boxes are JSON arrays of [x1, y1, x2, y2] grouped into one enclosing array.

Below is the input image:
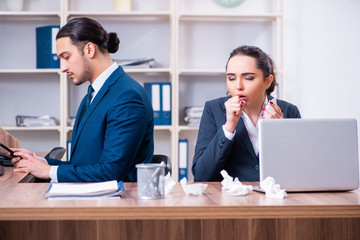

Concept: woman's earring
[[226, 91, 229, 96]]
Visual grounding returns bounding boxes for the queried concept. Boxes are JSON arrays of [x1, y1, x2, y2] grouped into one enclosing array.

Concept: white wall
[[284, 0, 360, 179], [284, 0, 360, 121]]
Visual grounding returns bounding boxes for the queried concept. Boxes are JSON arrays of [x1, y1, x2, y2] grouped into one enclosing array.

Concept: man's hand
[[12, 149, 51, 179]]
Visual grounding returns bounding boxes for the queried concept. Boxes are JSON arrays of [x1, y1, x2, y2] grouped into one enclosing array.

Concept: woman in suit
[[192, 45, 301, 182]]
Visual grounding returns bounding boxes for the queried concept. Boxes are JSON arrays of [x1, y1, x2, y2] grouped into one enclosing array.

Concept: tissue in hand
[[260, 176, 287, 199], [265, 98, 277, 111], [220, 170, 253, 196]]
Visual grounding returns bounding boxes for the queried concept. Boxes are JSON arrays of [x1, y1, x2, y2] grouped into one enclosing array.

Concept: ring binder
[[178, 139, 188, 181], [144, 82, 161, 125], [36, 25, 60, 69], [161, 82, 171, 125]]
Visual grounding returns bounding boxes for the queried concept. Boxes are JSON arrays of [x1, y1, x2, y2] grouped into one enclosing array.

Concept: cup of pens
[[136, 162, 165, 199]]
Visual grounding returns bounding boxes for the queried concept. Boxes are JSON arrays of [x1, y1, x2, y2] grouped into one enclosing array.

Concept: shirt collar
[[242, 95, 269, 122], [90, 62, 118, 101], [241, 95, 269, 155]]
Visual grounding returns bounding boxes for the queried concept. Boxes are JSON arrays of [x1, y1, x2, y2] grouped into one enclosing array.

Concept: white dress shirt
[[223, 96, 273, 156]]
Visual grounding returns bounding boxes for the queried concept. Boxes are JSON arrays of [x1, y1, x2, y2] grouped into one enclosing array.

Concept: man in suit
[[12, 17, 154, 182]]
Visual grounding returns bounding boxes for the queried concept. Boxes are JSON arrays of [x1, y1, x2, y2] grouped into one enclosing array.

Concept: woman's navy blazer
[[192, 95, 301, 182]]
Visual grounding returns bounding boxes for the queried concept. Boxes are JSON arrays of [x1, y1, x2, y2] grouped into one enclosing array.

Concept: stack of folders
[[36, 25, 60, 69], [114, 58, 156, 68], [178, 139, 188, 181], [184, 107, 204, 127], [144, 82, 171, 125], [16, 115, 58, 127], [45, 180, 124, 199]]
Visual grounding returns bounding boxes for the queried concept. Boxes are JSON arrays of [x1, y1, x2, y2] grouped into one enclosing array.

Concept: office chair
[[45, 147, 66, 160], [34, 147, 66, 183], [152, 154, 172, 175]]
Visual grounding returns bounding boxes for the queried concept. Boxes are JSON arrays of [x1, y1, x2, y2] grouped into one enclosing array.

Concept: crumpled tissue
[[260, 176, 287, 199], [180, 178, 208, 196], [164, 173, 176, 195], [220, 170, 253, 196]]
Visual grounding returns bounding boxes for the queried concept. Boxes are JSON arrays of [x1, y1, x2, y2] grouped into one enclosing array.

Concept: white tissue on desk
[[260, 176, 287, 199], [180, 178, 208, 196], [220, 170, 253, 196], [164, 173, 176, 195]]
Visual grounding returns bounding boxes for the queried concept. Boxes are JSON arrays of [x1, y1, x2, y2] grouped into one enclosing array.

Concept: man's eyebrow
[[58, 51, 67, 58]]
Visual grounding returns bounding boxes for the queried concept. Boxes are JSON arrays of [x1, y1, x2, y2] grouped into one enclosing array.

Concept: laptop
[[258, 118, 359, 192]]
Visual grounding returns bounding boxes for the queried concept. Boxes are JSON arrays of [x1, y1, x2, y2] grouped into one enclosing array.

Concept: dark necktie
[[78, 85, 94, 124]]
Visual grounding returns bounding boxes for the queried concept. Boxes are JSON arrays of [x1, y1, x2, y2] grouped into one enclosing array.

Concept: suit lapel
[[70, 97, 86, 153], [71, 66, 124, 156], [234, 119, 259, 161]]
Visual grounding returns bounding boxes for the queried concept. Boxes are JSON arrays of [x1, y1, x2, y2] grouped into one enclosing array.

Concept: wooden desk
[[1, 167, 360, 240]]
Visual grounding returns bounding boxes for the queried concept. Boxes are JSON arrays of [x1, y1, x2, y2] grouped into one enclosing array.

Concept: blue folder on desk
[[36, 25, 60, 68]]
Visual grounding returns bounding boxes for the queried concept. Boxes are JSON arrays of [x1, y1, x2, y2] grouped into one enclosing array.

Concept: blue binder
[[36, 25, 60, 68], [178, 139, 188, 181], [66, 140, 71, 162], [160, 82, 171, 125], [144, 82, 161, 125]]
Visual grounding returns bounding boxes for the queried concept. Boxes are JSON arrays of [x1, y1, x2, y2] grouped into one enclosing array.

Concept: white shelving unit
[[174, 0, 283, 181], [0, 0, 62, 151], [0, 0, 282, 181]]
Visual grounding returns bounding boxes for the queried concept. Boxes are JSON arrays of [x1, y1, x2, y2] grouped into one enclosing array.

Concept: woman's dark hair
[[226, 45, 276, 95], [56, 17, 120, 54]]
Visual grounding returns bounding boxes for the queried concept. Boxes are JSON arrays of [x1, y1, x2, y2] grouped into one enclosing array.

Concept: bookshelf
[[175, 0, 283, 181], [0, 0, 283, 181]]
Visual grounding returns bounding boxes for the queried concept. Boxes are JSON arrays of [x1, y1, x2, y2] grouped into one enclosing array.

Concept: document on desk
[[45, 180, 124, 199]]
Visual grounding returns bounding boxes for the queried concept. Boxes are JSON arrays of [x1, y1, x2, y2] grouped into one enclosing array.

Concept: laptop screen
[[258, 119, 359, 192]]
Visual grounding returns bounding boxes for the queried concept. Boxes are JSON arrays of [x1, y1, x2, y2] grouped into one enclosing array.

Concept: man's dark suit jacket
[[47, 66, 154, 182], [192, 95, 301, 182]]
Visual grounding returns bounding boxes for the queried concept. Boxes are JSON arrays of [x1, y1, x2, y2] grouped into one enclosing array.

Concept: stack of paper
[[45, 180, 124, 199], [114, 58, 156, 68], [184, 107, 203, 127], [67, 116, 76, 127], [16, 115, 58, 127]]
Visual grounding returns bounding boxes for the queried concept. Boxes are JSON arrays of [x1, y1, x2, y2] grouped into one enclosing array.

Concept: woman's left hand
[[262, 101, 284, 119]]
